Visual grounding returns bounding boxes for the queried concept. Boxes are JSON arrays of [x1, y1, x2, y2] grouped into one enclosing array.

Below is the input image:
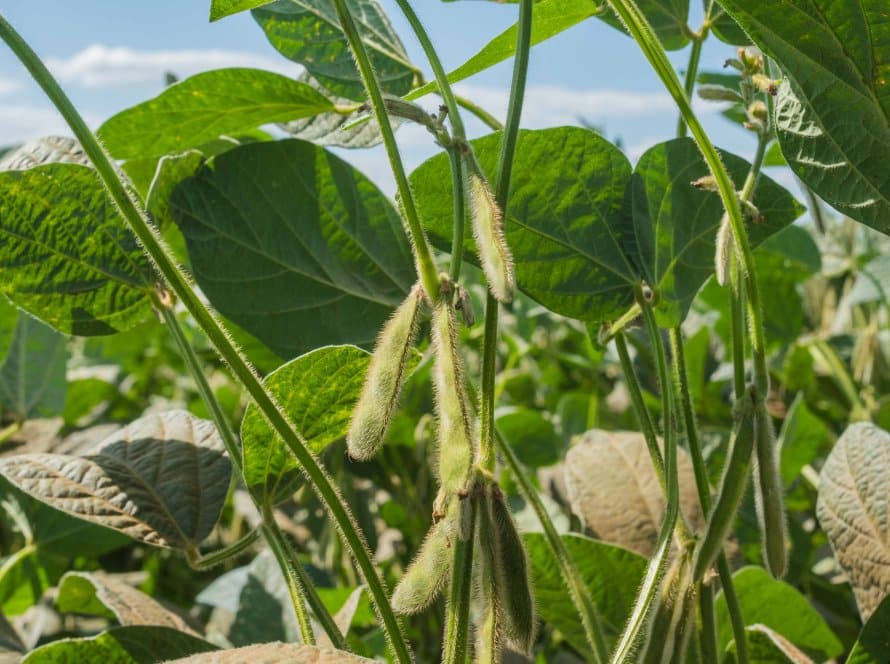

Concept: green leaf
[[599, 0, 690, 51], [523, 532, 646, 656], [715, 566, 843, 661], [164, 643, 372, 664], [0, 411, 231, 550], [727, 625, 816, 663], [170, 139, 416, 358], [0, 297, 16, 360], [21, 626, 217, 664], [252, 0, 416, 101], [196, 550, 302, 645], [0, 136, 89, 171], [241, 345, 370, 505], [0, 164, 153, 336], [407, 0, 599, 100], [778, 393, 833, 488], [0, 313, 67, 421], [630, 137, 805, 326], [496, 409, 562, 468], [847, 594, 890, 664], [210, 0, 273, 21], [99, 68, 335, 160], [56, 572, 198, 634], [817, 422, 890, 622], [0, 546, 54, 615], [707, 1, 749, 45], [412, 127, 639, 324], [716, 0, 890, 235], [145, 151, 206, 230]]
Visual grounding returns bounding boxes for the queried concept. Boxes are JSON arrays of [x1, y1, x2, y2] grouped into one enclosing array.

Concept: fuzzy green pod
[[715, 213, 733, 287], [391, 510, 455, 615], [489, 487, 536, 654], [431, 301, 475, 495], [346, 284, 423, 461], [642, 553, 696, 664], [753, 404, 788, 578], [475, 489, 505, 663], [462, 155, 515, 303], [692, 412, 755, 581]]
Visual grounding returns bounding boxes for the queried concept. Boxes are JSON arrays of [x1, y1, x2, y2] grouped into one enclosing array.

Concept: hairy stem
[[676, 34, 705, 138], [0, 16, 410, 661], [443, 498, 477, 664], [455, 94, 504, 131], [331, 0, 439, 302], [495, 429, 609, 662], [188, 528, 260, 571], [447, 147, 466, 284]]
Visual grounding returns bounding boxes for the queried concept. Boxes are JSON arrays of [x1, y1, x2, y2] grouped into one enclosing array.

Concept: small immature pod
[[697, 85, 744, 104], [489, 487, 537, 654], [692, 412, 755, 582], [391, 513, 455, 615], [753, 404, 788, 578], [461, 154, 515, 303], [715, 213, 733, 287], [347, 284, 423, 461], [431, 301, 475, 496]]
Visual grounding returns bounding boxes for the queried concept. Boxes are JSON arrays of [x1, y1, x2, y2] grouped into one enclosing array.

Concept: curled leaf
[[347, 285, 423, 461], [0, 411, 230, 550]]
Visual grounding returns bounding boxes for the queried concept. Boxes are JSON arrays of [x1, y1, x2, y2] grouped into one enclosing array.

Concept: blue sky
[[0, 1, 772, 193]]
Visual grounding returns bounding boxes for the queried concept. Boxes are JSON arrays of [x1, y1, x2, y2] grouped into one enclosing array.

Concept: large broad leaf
[[726, 625, 816, 663], [523, 532, 646, 657], [496, 409, 563, 468], [241, 345, 370, 505], [170, 139, 415, 358], [99, 68, 335, 160], [21, 626, 217, 664], [408, 0, 599, 100], [715, 566, 843, 661], [57, 572, 197, 634], [412, 127, 639, 323], [716, 0, 890, 235], [0, 136, 89, 171], [167, 643, 372, 663], [847, 595, 890, 664], [599, 0, 690, 51], [0, 164, 153, 335], [252, 0, 416, 102], [563, 430, 704, 556], [0, 297, 16, 360], [0, 411, 231, 551], [412, 130, 802, 327], [817, 422, 890, 621], [0, 313, 67, 421], [630, 137, 804, 326]]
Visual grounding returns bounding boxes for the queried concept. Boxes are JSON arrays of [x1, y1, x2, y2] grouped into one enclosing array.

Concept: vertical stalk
[[330, 0, 439, 302], [676, 35, 704, 138], [442, 499, 477, 664], [0, 16, 411, 661], [447, 148, 466, 283], [610, 301, 680, 662], [261, 514, 316, 645], [495, 429, 609, 662]]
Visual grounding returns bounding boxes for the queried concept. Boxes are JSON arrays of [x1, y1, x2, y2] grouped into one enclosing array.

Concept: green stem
[[676, 35, 705, 138], [605, 0, 769, 399], [598, 302, 642, 346], [261, 516, 316, 646], [611, 301, 680, 662], [188, 529, 260, 570], [479, 0, 533, 470], [729, 260, 747, 400], [614, 332, 665, 482], [495, 429, 609, 662], [669, 327, 748, 664], [698, 583, 719, 664], [447, 147, 466, 284], [331, 0, 438, 303], [802, 184, 826, 235], [443, 498, 477, 664], [394, 0, 465, 139], [455, 94, 504, 131], [0, 16, 411, 661]]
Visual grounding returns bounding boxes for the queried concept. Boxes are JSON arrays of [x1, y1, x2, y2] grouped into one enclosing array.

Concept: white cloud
[[0, 78, 20, 96], [0, 106, 102, 147], [45, 44, 298, 88]]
